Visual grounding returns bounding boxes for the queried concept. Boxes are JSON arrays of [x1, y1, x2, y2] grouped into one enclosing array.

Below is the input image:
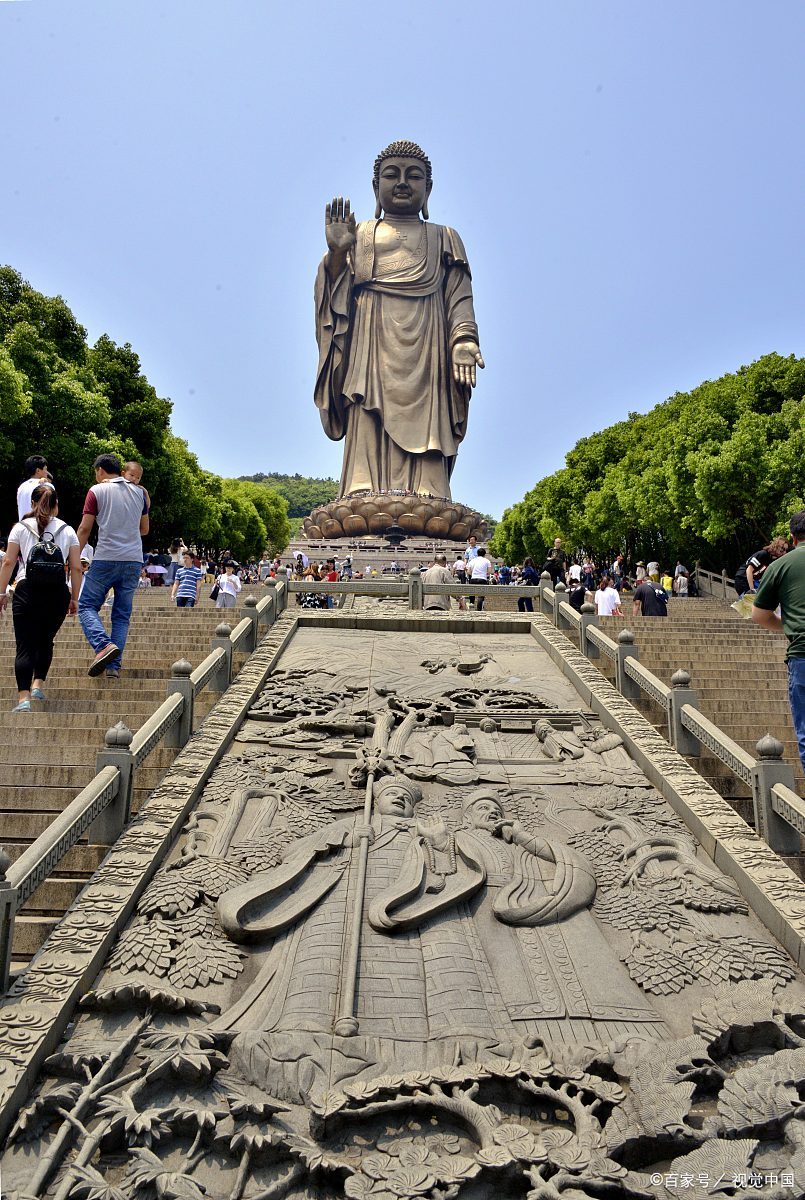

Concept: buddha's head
[[373, 774, 423, 818], [462, 788, 505, 831], [373, 140, 433, 219]]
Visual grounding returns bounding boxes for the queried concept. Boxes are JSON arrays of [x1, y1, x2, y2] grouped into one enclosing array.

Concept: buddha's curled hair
[[373, 140, 432, 186]]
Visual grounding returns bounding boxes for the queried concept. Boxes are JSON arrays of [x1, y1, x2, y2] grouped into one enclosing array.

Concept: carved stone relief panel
[[3, 627, 805, 1199]]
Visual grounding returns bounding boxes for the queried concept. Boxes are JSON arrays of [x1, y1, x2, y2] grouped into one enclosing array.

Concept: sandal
[[31, 688, 46, 701], [12, 700, 32, 713]]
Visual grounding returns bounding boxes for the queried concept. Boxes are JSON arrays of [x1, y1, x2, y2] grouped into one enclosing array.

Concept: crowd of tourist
[[0, 452, 150, 710], [7, 448, 805, 770], [0, 452, 293, 712]]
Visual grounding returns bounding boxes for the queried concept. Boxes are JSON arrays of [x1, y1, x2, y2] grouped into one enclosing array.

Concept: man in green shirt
[[752, 511, 805, 770]]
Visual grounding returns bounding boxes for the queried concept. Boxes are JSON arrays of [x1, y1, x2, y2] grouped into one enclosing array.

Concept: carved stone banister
[[557, 600, 582, 628], [770, 782, 805, 836], [623, 656, 671, 711], [586, 624, 618, 661], [130, 693, 184, 768], [255, 589, 276, 626], [422, 584, 541, 597], [680, 703, 755, 784], [6, 765, 121, 906], [289, 580, 408, 596], [229, 616, 254, 652], [189, 645, 227, 695]]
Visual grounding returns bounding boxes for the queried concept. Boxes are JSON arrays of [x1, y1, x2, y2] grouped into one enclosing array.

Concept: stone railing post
[[210, 623, 233, 691], [0, 848, 15, 993], [275, 567, 289, 611], [552, 581, 568, 628], [90, 722, 134, 843], [243, 595, 260, 652], [721, 568, 728, 600], [262, 580, 277, 626], [752, 735, 800, 855], [615, 629, 639, 698], [166, 659, 194, 748], [408, 568, 424, 610], [539, 571, 552, 616], [667, 669, 700, 757], [579, 601, 599, 658]]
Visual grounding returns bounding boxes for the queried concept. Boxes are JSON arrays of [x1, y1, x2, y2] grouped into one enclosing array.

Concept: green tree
[[0, 266, 290, 560], [492, 353, 805, 572], [238, 471, 338, 518]]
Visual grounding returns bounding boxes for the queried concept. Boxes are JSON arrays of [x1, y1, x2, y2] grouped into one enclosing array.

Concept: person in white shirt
[[0, 486, 82, 711], [16, 455, 55, 521], [469, 548, 493, 610], [594, 575, 622, 617], [568, 562, 582, 583], [647, 560, 660, 583], [215, 561, 242, 609]]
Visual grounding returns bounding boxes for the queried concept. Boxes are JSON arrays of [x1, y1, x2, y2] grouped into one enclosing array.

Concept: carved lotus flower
[[302, 494, 488, 543]]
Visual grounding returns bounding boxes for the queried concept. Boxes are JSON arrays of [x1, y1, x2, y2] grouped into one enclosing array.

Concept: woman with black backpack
[[0, 486, 82, 712]]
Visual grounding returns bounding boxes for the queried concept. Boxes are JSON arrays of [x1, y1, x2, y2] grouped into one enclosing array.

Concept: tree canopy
[[490, 352, 805, 572], [237, 471, 338, 518], [0, 267, 291, 558]]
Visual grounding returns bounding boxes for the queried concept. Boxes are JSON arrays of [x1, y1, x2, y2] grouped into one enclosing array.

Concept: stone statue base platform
[[302, 493, 489, 542]]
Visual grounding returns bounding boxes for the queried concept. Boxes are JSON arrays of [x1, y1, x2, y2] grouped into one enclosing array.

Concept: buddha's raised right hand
[[325, 196, 357, 264]]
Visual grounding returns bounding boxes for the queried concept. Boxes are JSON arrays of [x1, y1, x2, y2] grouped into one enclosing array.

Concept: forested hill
[[490, 352, 805, 573], [0, 266, 290, 558], [237, 472, 338, 517]]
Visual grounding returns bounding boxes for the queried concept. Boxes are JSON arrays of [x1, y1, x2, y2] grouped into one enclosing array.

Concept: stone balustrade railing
[[529, 572, 803, 863], [0, 578, 289, 991]]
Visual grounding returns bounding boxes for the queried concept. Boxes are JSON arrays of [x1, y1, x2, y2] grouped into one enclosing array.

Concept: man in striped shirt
[[171, 551, 203, 608]]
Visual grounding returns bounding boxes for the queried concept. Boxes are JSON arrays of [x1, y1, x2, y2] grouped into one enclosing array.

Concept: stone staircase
[[486, 591, 801, 830], [602, 600, 799, 816], [0, 587, 254, 964]]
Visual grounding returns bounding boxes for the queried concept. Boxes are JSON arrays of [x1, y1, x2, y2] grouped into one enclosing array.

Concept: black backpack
[[24, 519, 67, 588]]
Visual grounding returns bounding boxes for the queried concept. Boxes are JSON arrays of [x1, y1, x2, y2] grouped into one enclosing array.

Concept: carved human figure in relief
[[315, 140, 484, 499], [216, 775, 425, 1040], [375, 790, 664, 1043], [216, 783, 663, 1075]]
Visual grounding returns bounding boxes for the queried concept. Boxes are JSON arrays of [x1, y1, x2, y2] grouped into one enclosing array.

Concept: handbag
[[210, 582, 220, 601]]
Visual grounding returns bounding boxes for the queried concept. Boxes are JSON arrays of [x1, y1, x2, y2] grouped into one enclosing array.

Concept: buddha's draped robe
[[315, 220, 479, 498]]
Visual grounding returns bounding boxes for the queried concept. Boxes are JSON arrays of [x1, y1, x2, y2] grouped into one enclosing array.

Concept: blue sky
[[2, 0, 805, 520]]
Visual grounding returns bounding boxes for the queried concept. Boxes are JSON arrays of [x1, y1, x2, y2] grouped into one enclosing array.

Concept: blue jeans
[[788, 658, 805, 772], [79, 560, 142, 671]]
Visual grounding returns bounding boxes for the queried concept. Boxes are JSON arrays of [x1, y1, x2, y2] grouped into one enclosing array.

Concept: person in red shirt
[[324, 558, 338, 608]]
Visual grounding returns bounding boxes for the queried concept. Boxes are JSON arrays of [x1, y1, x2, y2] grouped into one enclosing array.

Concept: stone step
[[2, 840, 106, 873], [0, 743, 176, 766], [12, 915, 58, 957], [0, 761, 167, 789], [20, 875, 84, 913]]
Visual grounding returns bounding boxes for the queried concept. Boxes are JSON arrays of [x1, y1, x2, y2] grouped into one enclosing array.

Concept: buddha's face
[[375, 156, 431, 217], [467, 796, 504, 830], [375, 783, 416, 817]]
